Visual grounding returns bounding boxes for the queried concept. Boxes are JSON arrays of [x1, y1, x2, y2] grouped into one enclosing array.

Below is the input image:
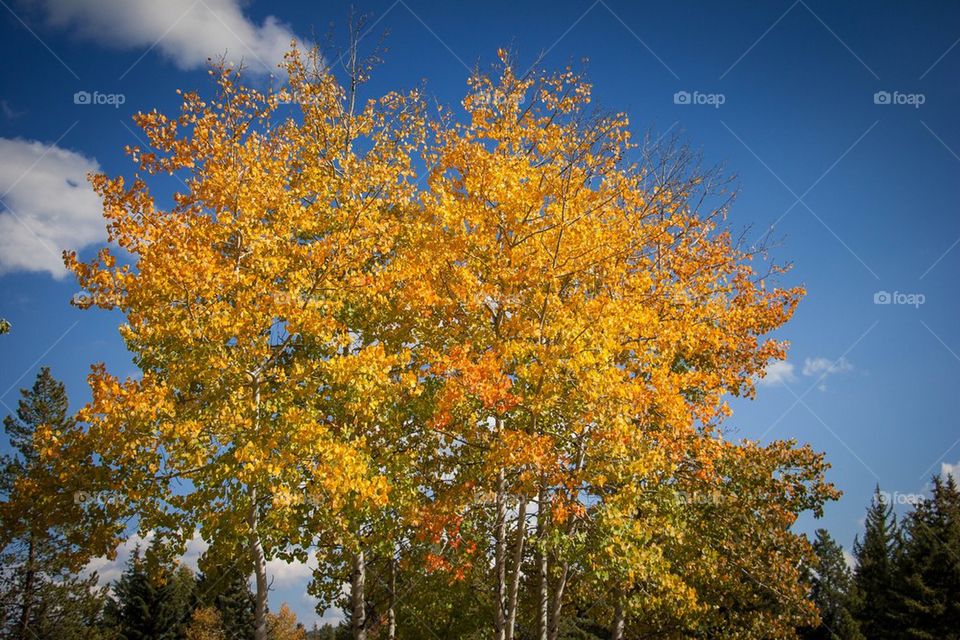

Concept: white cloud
[[85, 531, 154, 586], [757, 360, 796, 387], [85, 531, 210, 587], [842, 548, 856, 571], [85, 529, 315, 588], [942, 460, 960, 483], [0, 138, 103, 278], [801, 356, 854, 391], [802, 356, 853, 378], [26, 0, 301, 75], [266, 553, 317, 588]]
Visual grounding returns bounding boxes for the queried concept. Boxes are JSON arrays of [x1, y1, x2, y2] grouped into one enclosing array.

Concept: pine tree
[[196, 542, 255, 640], [894, 474, 960, 639], [106, 542, 194, 640], [25, 572, 112, 640], [802, 529, 863, 640], [0, 368, 110, 639], [852, 486, 901, 640]]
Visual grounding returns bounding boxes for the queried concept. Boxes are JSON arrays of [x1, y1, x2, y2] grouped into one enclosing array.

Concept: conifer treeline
[[802, 481, 960, 640]]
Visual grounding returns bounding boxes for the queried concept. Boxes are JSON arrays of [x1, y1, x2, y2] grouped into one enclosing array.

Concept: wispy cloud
[[759, 355, 855, 390], [802, 356, 854, 391], [758, 360, 797, 387], [802, 356, 854, 377], [0, 99, 24, 119]]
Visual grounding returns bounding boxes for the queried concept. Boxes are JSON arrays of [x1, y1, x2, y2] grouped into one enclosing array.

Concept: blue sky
[[1, 0, 959, 627]]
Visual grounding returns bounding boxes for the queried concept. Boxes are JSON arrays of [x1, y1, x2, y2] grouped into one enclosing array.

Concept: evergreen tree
[[167, 564, 198, 636], [0, 368, 110, 639], [894, 474, 960, 639], [802, 529, 863, 640], [305, 622, 350, 640], [852, 486, 901, 640], [25, 572, 112, 640], [106, 542, 195, 640], [196, 542, 255, 640]]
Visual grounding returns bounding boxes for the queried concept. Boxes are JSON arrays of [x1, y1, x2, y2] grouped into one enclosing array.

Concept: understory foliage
[[7, 42, 850, 639]]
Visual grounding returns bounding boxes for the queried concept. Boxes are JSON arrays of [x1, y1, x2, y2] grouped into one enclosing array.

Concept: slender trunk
[[387, 554, 397, 640], [611, 600, 625, 640], [536, 480, 549, 640], [248, 381, 269, 640], [17, 534, 35, 640], [351, 549, 367, 640], [548, 436, 586, 640], [494, 467, 507, 640], [248, 492, 269, 640], [505, 497, 528, 640], [547, 561, 569, 640]]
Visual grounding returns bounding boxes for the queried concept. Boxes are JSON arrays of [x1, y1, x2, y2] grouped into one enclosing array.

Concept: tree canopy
[[8, 43, 848, 640]]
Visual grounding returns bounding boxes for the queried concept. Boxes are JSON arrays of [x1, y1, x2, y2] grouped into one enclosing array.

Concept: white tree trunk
[[536, 482, 549, 640], [351, 549, 367, 640], [611, 601, 625, 640], [494, 466, 507, 640], [248, 494, 269, 640], [505, 497, 527, 640], [387, 555, 396, 640]]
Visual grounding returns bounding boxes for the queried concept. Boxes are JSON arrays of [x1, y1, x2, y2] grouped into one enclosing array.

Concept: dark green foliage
[[555, 614, 609, 639], [306, 622, 350, 640], [893, 475, 960, 640], [3, 366, 72, 465], [104, 542, 195, 640], [196, 542, 255, 640], [802, 529, 863, 640], [0, 569, 110, 640], [852, 486, 901, 640], [0, 368, 110, 640]]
